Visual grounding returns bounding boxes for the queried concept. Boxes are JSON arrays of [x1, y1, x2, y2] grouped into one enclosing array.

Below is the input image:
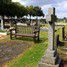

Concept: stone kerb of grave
[[38, 62, 59, 67], [41, 56, 56, 65]]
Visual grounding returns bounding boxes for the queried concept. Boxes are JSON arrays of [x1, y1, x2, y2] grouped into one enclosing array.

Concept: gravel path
[[0, 41, 32, 65], [0, 35, 6, 39]]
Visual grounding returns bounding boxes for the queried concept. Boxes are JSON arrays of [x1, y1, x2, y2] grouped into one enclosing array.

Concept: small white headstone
[[15, 16, 17, 19], [0, 16, 4, 30]]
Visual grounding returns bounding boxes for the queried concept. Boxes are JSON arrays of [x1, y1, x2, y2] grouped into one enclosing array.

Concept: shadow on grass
[[57, 41, 64, 47], [11, 36, 48, 43]]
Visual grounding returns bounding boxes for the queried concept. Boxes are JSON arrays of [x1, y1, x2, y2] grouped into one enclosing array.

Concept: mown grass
[[2, 31, 48, 67], [0, 30, 7, 32], [40, 24, 48, 28]]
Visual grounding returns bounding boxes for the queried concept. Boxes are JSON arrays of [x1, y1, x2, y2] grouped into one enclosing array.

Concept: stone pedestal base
[[38, 46, 61, 67]]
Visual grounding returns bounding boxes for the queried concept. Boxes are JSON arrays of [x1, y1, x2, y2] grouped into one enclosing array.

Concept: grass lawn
[[40, 24, 48, 28], [0, 30, 7, 33], [1, 22, 66, 67], [0, 31, 48, 67]]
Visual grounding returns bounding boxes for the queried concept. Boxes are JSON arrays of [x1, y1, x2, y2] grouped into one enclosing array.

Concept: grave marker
[[0, 16, 4, 30], [46, 7, 56, 50], [38, 7, 61, 67], [62, 26, 65, 40]]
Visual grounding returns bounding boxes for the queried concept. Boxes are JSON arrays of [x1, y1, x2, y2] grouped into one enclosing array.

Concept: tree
[[27, 6, 44, 23], [33, 6, 44, 18], [0, 2, 28, 18], [0, 0, 12, 4], [26, 6, 34, 22], [27, 6, 44, 18], [15, 3, 28, 17]]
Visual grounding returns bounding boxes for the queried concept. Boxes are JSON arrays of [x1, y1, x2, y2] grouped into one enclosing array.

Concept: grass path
[[0, 31, 48, 67], [3, 43, 47, 67]]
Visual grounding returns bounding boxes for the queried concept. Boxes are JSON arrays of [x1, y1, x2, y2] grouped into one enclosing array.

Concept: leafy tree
[[26, 6, 44, 23], [0, 2, 27, 18], [27, 6, 44, 17], [26, 6, 34, 22], [0, 0, 12, 4], [15, 3, 28, 17], [33, 6, 44, 17]]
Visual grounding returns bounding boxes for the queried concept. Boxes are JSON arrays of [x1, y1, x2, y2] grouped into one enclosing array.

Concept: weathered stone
[[38, 62, 59, 67], [46, 14, 57, 22], [48, 8, 55, 15], [45, 52, 54, 57], [62, 27, 65, 40], [41, 58, 55, 65], [46, 49, 55, 54], [0, 16, 4, 30], [38, 7, 61, 67], [41, 56, 56, 65]]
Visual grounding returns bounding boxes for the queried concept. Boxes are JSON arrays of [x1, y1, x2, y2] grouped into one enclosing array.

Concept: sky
[[12, 0, 67, 18]]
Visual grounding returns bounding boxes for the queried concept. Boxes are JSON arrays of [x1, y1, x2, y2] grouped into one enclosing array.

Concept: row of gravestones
[[0, 16, 40, 30], [62, 26, 67, 40], [0, 16, 17, 30], [38, 8, 61, 67]]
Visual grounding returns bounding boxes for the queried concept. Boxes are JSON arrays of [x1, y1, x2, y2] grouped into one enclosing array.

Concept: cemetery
[[0, 0, 67, 67]]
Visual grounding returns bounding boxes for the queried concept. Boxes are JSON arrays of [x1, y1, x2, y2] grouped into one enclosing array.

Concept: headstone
[[47, 7, 56, 50], [36, 18, 37, 25], [0, 16, 4, 30], [62, 27, 65, 40], [38, 7, 61, 67], [64, 17, 66, 23], [15, 16, 17, 19]]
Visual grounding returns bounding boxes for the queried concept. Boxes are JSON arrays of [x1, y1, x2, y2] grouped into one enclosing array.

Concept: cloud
[[56, 1, 67, 11], [41, 4, 52, 15], [12, 0, 20, 2], [41, 4, 52, 10], [55, 1, 67, 18], [20, 0, 67, 6], [41, 0, 67, 18], [57, 13, 67, 18], [19, 0, 67, 18], [20, 1, 27, 6]]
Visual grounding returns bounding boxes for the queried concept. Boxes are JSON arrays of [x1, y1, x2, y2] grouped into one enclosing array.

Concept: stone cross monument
[[46, 7, 57, 50], [38, 8, 61, 67]]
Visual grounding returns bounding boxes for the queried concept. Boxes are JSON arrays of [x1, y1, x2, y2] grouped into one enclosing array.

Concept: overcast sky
[[12, 0, 67, 18]]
